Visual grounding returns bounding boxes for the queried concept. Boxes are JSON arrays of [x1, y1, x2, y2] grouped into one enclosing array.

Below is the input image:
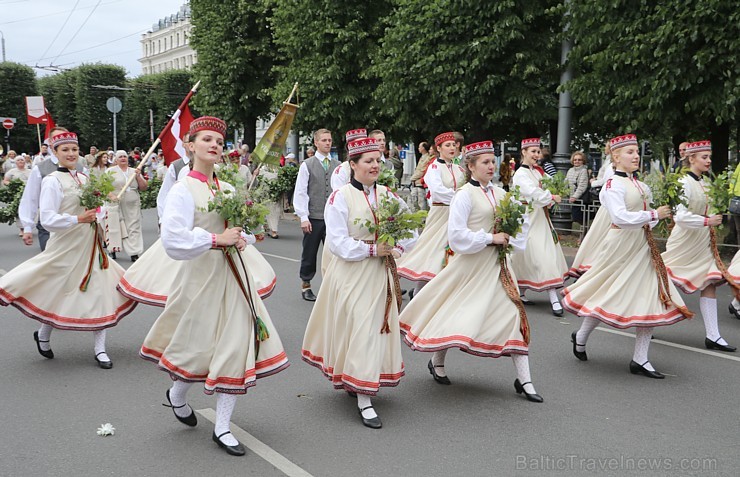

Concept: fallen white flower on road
[[97, 423, 115, 436]]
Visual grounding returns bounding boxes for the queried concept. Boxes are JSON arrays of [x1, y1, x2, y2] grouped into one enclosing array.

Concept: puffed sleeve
[[18, 166, 43, 233], [512, 169, 553, 207], [673, 177, 708, 228], [39, 175, 79, 232], [325, 189, 372, 261], [448, 189, 493, 254], [331, 163, 349, 191], [600, 179, 658, 229], [160, 182, 214, 260], [424, 163, 455, 204]]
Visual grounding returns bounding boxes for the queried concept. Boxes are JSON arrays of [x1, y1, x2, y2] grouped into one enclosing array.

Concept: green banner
[[251, 102, 299, 166]]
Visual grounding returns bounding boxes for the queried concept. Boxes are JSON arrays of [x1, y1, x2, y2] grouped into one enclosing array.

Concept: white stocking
[[93, 330, 109, 362], [169, 380, 194, 418], [431, 349, 448, 377], [575, 317, 599, 352], [215, 393, 239, 446], [700, 297, 726, 344], [357, 393, 377, 419], [548, 289, 560, 305], [633, 327, 655, 371], [512, 354, 536, 394], [37, 324, 53, 351]]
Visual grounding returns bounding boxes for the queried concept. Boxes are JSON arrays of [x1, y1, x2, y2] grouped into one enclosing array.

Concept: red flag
[[43, 110, 56, 141], [160, 105, 194, 165]]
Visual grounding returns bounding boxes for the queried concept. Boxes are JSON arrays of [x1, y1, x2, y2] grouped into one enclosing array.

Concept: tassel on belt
[[80, 223, 109, 292], [709, 228, 740, 300], [498, 252, 530, 344], [643, 224, 694, 319], [362, 239, 401, 334]]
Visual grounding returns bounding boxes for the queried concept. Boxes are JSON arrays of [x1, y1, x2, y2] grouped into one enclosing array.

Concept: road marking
[[261, 252, 300, 263], [197, 408, 314, 477], [596, 328, 740, 362]]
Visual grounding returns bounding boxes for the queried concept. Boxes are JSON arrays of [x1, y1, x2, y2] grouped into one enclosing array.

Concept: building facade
[[139, 3, 196, 75]]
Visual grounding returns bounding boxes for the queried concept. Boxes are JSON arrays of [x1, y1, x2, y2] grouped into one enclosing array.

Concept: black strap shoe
[[705, 337, 737, 352], [131, 255, 139, 262], [33, 331, 54, 359], [95, 351, 113, 369], [629, 360, 665, 379], [213, 431, 246, 456], [163, 389, 197, 427], [301, 288, 317, 301], [427, 359, 451, 385], [571, 331, 587, 361], [358, 406, 382, 429], [514, 379, 544, 403], [729, 304, 740, 320]]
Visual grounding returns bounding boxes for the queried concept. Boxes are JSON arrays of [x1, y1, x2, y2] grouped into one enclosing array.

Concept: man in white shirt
[[32, 144, 52, 168], [292, 128, 339, 301], [369, 129, 394, 171]]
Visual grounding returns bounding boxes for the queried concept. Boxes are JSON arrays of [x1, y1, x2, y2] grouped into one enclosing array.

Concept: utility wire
[[50, 0, 103, 65], [36, 0, 81, 65]]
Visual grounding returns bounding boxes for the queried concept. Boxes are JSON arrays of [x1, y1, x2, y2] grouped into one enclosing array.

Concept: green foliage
[[206, 186, 269, 234], [80, 171, 115, 210], [541, 172, 569, 197], [354, 193, 427, 246], [494, 186, 529, 259], [0, 179, 25, 225], [140, 176, 162, 209], [38, 70, 79, 135], [376, 168, 398, 191], [190, 0, 275, 147], [644, 166, 689, 236], [707, 168, 732, 215], [268, 0, 391, 139], [215, 163, 243, 189], [0, 63, 39, 154], [74, 64, 127, 149], [273, 166, 298, 196], [372, 0, 561, 140]]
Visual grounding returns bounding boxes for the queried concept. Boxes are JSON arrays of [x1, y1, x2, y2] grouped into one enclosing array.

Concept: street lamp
[[0, 30, 6, 62]]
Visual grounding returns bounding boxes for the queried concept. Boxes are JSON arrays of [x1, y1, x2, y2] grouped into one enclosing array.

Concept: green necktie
[[322, 157, 329, 171]]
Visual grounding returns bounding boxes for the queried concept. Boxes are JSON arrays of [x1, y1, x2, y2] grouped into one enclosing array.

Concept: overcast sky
[[1, 0, 187, 77]]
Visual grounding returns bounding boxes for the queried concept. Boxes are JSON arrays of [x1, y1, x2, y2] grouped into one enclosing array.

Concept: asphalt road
[[0, 209, 738, 477]]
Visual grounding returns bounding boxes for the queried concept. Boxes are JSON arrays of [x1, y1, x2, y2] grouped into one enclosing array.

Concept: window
[[145, 44, 148, 56], [175, 58, 179, 69], [176, 33, 180, 47], [157, 40, 161, 53], [164, 37, 167, 50]]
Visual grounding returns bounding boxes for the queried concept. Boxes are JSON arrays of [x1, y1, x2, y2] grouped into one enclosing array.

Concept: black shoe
[[110, 252, 116, 259], [514, 379, 544, 403], [571, 331, 587, 361], [551, 303, 564, 317], [629, 360, 665, 379], [33, 331, 54, 359], [358, 406, 382, 429], [212, 431, 246, 456], [346, 390, 357, 398], [163, 389, 198, 427], [131, 255, 139, 262], [408, 288, 415, 300], [730, 304, 740, 319], [401, 289, 407, 296], [301, 288, 317, 301], [427, 359, 451, 385], [95, 351, 113, 369], [705, 337, 737, 352]]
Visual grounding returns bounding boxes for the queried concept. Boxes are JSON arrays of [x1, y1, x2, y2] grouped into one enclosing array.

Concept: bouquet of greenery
[[140, 176, 162, 209], [707, 167, 732, 215], [376, 168, 398, 191], [493, 186, 530, 260], [354, 194, 427, 246], [215, 163, 244, 189], [643, 167, 688, 236], [271, 166, 299, 197], [80, 172, 115, 210], [206, 186, 269, 236], [540, 171, 569, 197], [0, 178, 25, 225]]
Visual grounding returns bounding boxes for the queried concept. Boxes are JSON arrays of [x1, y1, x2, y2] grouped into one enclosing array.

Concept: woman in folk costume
[[302, 137, 417, 429], [510, 138, 568, 316], [563, 134, 693, 379], [397, 132, 466, 297], [568, 152, 615, 277], [105, 150, 147, 262], [0, 133, 136, 369], [399, 141, 542, 403], [662, 141, 736, 352], [140, 117, 288, 456]]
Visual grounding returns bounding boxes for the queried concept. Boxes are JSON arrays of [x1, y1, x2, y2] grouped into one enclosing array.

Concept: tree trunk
[[243, 115, 258, 151], [709, 121, 730, 173]]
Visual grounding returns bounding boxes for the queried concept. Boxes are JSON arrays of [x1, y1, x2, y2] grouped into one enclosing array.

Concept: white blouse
[[424, 160, 464, 205], [673, 174, 710, 229], [324, 183, 417, 261], [599, 174, 659, 229], [448, 182, 528, 254], [512, 166, 554, 208], [39, 172, 105, 232], [161, 180, 255, 261]]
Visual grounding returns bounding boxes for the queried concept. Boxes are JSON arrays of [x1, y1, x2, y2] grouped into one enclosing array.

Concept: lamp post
[[0, 30, 6, 62]]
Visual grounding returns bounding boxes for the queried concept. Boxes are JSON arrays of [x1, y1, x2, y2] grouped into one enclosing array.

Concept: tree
[[38, 70, 79, 135], [0, 62, 39, 154], [190, 0, 275, 149], [74, 64, 127, 150], [268, 0, 392, 146], [565, 0, 740, 171], [372, 0, 562, 144]]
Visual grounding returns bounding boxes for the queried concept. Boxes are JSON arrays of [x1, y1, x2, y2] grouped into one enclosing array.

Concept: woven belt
[[432, 202, 448, 207]]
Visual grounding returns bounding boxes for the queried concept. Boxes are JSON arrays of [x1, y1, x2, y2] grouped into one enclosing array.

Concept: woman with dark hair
[[141, 117, 288, 456], [0, 132, 136, 369], [302, 137, 417, 429]]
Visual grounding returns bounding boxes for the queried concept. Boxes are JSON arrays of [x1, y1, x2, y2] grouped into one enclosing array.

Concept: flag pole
[[36, 124, 42, 151], [116, 81, 201, 199]]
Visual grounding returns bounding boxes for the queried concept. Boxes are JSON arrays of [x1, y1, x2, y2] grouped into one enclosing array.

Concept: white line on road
[[197, 408, 314, 477], [596, 328, 740, 362], [261, 252, 300, 263]]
